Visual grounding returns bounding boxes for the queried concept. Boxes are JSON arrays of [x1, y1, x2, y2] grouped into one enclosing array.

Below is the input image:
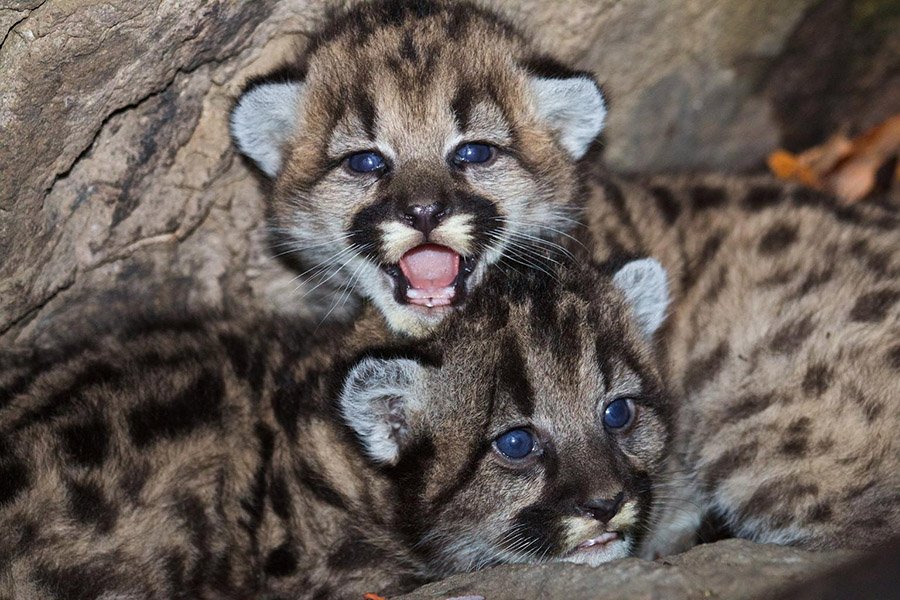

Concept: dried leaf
[[768, 114, 900, 204]]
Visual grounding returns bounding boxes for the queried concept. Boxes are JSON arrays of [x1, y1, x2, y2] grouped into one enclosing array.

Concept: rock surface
[[398, 539, 853, 600], [1, 0, 897, 348]]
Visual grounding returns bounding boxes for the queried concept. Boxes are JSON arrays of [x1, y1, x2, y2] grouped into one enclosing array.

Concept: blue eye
[[494, 428, 535, 460], [346, 151, 386, 173], [603, 398, 635, 430], [454, 143, 494, 164]]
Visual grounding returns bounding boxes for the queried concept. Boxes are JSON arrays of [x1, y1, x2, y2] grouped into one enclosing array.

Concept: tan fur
[[577, 169, 900, 552], [0, 262, 673, 598], [234, 0, 594, 335]]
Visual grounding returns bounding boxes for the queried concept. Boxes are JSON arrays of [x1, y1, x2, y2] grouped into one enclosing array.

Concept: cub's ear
[[528, 74, 607, 160], [612, 258, 669, 339], [230, 80, 305, 177], [338, 357, 427, 465]]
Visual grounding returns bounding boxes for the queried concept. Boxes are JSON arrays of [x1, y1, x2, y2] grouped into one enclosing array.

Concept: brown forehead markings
[[450, 82, 476, 132], [495, 334, 535, 418]]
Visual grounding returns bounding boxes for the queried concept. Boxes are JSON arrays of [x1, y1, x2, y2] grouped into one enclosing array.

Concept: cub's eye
[[494, 428, 535, 460], [454, 143, 495, 165], [603, 398, 635, 431], [346, 151, 386, 173]]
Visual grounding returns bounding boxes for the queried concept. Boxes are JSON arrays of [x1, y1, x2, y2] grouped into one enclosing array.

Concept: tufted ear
[[230, 81, 305, 177], [612, 258, 669, 339], [529, 75, 607, 160], [338, 357, 427, 465]]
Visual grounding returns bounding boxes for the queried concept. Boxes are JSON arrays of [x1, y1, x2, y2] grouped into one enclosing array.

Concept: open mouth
[[383, 243, 476, 309]]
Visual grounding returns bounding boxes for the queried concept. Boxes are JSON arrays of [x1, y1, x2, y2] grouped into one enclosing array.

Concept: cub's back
[[599, 173, 900, 551]]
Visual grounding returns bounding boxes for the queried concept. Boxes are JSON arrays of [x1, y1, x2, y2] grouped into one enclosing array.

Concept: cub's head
[[231, 0, 606, 335], [339, 258, 671, 574]]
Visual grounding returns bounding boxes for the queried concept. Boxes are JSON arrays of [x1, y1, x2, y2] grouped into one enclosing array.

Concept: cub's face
[[231, 1, 606, 335], [341, 259, 672, 574]]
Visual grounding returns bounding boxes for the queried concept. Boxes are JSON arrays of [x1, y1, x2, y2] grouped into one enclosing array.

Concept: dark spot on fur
[[328, 537, 383, 569], [0, 462, 29, 508], [295, 459, 348, 510], [758, 223, 798, 255], [684, 340, 730, 393], [399, 30, 418, 61], [740, 480, 818, 521], [806, 502, 833, 523], [650, 186, 681, 224], [742, 185, 782, 211], [722, 393, 777, 425], [846, 383, 883, 423], [265, 542, 298, 577], [849, 288, 899, 323], [779, 421, 810, 457], [683, 231, 726, 290], [119, 462, 150, 502], [34, 564, 111, 600], [269, 472, 292, 521], [759, 268, 795, 287], [802, 362, 833, 397], [769, 314, 815, 354], [60, 418, 110, 467], [702, 441, 758, 491], [690, 185, 727, 211], [451, 82, 475, 131], [508, 505, 565, 557], [844, 480, 877, 500], [68, 480, 117, 533], [127, 370, 223, 447], [791, 264, 835, 299], [496, 337, 535, 417], [887, 345, 900, 370]]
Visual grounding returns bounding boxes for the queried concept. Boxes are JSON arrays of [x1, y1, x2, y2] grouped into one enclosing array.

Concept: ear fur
[[230, 81, 305, 177], [529, 75, 607, 159], [339, 357, 426, 465], [612, 258, 669, 339]]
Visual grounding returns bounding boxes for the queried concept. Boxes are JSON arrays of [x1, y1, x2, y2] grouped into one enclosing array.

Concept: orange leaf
[[363, 594, 387, 600]]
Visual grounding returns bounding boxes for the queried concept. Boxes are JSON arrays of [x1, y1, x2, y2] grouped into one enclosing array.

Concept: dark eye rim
[[602, 397, 638, 432], [450, 141, 499, 167], [341, 149, 390, 175]]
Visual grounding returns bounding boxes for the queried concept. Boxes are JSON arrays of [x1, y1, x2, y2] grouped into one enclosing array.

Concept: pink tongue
[[399, 244, 460, 290]]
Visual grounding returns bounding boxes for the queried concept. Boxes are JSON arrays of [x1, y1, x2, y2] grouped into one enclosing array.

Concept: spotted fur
[[231, 0, 605, 335], [577, 168, 900, 552], [0, 261, 672, 598]]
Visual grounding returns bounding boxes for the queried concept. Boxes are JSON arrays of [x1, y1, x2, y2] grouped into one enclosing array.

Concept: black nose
[[402, 202, 447, 236], [578, 491, 625, 523]]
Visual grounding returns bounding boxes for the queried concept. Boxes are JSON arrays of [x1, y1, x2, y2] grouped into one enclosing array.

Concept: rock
[[0, 0, 896, 346], [396, 539, 853, 600]]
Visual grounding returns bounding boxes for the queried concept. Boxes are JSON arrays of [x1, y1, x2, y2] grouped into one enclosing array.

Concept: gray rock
[[397, 539, 852, 600]]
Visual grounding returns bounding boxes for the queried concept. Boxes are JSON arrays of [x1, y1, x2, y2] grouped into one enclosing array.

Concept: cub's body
[[0, 262, 673, 598], [580, 170, 900, 551]]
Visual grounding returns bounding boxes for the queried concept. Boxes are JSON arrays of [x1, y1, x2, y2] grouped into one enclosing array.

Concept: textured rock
[[1, 0, 896, 346], [397, 539, 853, 600]]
